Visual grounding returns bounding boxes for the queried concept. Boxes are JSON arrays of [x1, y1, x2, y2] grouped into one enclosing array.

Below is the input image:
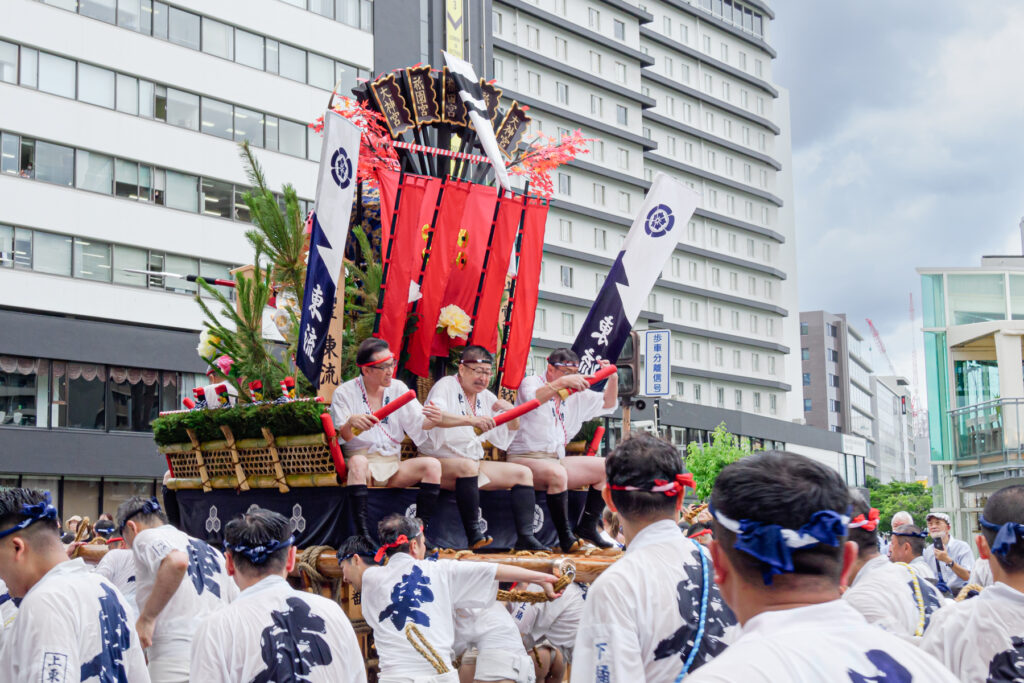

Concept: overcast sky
[[772, 2, 1024, 408]]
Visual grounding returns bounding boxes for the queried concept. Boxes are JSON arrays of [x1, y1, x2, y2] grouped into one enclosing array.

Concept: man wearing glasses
[[331, 338, 446, 542], [506, 349, 618, 551], [419, 345, 550, 551]]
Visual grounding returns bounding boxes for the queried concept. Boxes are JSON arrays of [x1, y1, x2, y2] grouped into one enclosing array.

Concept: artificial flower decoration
[[196, 328, 221, 361], [213, 354, 235, 377], [437, 305, 473, 340]]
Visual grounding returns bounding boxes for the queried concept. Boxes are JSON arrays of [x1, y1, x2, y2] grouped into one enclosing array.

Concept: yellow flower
[[196, 329, 221, 361], [437, 305, 473, 339]]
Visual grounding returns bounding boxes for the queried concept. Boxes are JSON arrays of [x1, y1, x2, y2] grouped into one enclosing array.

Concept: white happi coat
[[969, 555, 993, 587], [453, 602, 527, 657], [510, 581, 585, 653], [361, 553, 499, 680], [843, 555, 945, 637], [420, 376, 514, 460], [0, 578, 17, 657], [572, 520, 737, 682], [2, 559, 150, 683], [506, 374, 610, 458], [331, 377, 427, 457], [909, 555, 936, 582], [922, 537, 974, 593], [686, 600, 959, 683], [94, 548, 139, 620], [191, 575, 366, 683], [133, 525, 237, 663], [920, 581, 1024, 682]]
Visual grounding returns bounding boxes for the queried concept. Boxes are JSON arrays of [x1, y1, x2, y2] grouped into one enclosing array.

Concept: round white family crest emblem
[[644, 203, 674, 237], [330, 147, 353, 189]]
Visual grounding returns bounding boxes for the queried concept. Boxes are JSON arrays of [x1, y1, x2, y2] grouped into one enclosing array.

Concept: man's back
[[191, 575, 365, 683], [920, 581, 1024, 681], [687, 600, 958, 682], [572, 520, 736, 682], [843, 556, 944, 637], [6, 558, 149, 683]]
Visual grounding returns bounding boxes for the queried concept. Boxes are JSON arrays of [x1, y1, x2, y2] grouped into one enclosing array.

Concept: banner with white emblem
[[297, 110, 361, 388], [571, 173, 700, 374]]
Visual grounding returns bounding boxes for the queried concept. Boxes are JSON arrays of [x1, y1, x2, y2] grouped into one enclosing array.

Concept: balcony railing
[[949, 398, 1024, 484]]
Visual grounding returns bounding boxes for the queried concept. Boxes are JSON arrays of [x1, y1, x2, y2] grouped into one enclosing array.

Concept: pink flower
[[213, 354, 234, 377]]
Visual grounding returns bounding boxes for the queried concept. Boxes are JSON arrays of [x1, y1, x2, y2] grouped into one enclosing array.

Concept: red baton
[[557, 364, 618, 399], [351, 390, 417, 436], [473, 399, 541, 435], [586, 426, 606, 456]]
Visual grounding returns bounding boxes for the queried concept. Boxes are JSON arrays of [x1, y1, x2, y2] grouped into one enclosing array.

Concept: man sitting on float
[[506, 348, 617, 551], [331, 338, 444, 541], [418, 345, 549, 551]]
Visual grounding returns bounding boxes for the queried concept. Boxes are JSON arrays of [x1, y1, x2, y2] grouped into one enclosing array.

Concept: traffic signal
[[616, 331, 640, 398]]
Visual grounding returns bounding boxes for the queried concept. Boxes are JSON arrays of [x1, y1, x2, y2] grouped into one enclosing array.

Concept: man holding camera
[[922, 512, 974, 596]]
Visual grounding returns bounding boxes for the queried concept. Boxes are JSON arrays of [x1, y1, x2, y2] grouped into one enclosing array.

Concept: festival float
[[77, 55, 643, 674]]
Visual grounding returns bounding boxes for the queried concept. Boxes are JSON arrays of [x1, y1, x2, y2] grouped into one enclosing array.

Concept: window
[[673, 298, 683, 318], [200, 98, 233, 140], [74, 237, 112, 282], [615, 62, 626, 83], [590, 51, 602, 72], [81, 0, 116, 23], [555, 37, 568, 60], [168, 7, 201, 50], [201, 18, 234, 60], [829, 399, 841, 413], [717, 388, 725, 407], [729, 272, 738, 290], [165, 88, 199, 130], [560, 265, 573, 288], [616, 105, 628, 125], [714, 347, 723, 366], [732, 350, 741, 369], [804, 398, 812, 412], [278, 119, 306, 157], [735, 389, 742, 409], [556, 82, 569, 105], [613, 19, 625, 40], [753, 392, 761, 412], [559, 219, 572, 242], [676, 381, 685, 398], [527, 71, 540, 94], [526, 26, 539, 49], [594, 228, 607, 250], [691, 343, 701, 362], [705, 112, 714, 131], [801, 348, 810, 361], [703, 35, 712, 53], [769, 394, 777, 414], [704, 74, 713, 93], [731, 311, 739, 329], [38, 53, 75, 98], [648, 292, 657, 310], [690, 302, 699, 321], [748, 276, 756, 294], [766, 318, 774, 336], [618, 191, 630, 212], [535, 309, 546, 331], [664, 56, 674, 78], [713, 306, 722, 325], [589, 8, 600, 29], [165, 170, 198, 212], [590, 95, 603, 117], [666, 136, 677, 156], [752, 353, 760, 372], [711, 267, 720, 286], [561, 312, 575, 335], [755, 59, 763, 77], [201, 178, 233, 218], [33, 232, 72, 276], [694, 384, 702, 402], [0, 41, 16, 84], [828, 349, 839, 362], [557, 173, 571, 195], [617, 147, 628, 169], [35, 141, 73, 187], [75, 150, 113, 194], [593, 183, 605, 205], [689, 262, 699, 281], [674, 339, 684, 358], [492, 10, 503, 33], [233, 106, 263, 145], [800, 322, 809, 335]]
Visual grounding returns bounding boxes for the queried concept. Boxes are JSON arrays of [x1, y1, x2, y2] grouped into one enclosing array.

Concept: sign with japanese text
[[643, 329, 671, 397]]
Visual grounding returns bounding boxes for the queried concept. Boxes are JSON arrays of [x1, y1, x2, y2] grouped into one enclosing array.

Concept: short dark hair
[[224, 508, 292, 575], [606, 433, 684, 519], [115, 496, 168, 532], [377, 513, 422, 559], [337, 534, 378, 564], [546, 348, 579, 366], [981, 485, 1024, 573], [0, 488, 59, 541], [847, 494, 878, 559], [892, 524, 926, 557], [460, 345, 493, 365], [711, 451, 849, 587], [94, 520, 116, 539], [686, 521, 712, 539], [357, 338, 390, 368]]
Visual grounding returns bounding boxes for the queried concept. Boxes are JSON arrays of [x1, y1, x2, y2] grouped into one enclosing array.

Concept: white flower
[[437, 305, 473, 340], [197, 328, 221, 360]]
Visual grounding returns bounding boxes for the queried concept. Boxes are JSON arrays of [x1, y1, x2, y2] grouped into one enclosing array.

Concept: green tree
[[864, 476, 934, 533], [685, 423, 756, 501]]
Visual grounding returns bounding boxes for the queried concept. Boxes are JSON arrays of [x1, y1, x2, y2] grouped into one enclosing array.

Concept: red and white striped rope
[[393, 140, 492, 164]]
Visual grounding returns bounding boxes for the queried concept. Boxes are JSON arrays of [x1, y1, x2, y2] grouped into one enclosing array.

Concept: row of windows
[[803, 398, 842, 414], [651, 125, 770, 186], [696, 0, 765, 40], [37, 0, 370, 90], [645, 104, 770, 153], [0, 223, 236, 297], [652, 9, 765, 79], [650, 49, 767, 119], [0, 129, 313, 223], [276, 0, 373, 30], [503, 62, 632, 128], [0, 41, 317, 160], [0, 474, 161, 528]]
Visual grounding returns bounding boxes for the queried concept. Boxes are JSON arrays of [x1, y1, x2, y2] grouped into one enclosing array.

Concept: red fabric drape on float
[[500, 196, 549, 390], [374, 170, 442, 353], [468, 192, 526, 353], [430, 183, 499, 356], [405, 179, 472, 377]]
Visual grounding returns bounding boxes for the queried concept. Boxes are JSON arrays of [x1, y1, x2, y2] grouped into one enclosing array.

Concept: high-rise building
[[0, 0, 372, 513], [873, 374, 916, 483]]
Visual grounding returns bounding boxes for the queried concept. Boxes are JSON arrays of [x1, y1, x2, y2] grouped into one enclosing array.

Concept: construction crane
[[866, 316, 926, 436], [865, 318, 898, 377]]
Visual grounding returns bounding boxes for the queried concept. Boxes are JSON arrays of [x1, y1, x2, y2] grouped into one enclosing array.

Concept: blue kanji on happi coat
[[80, 584, 131, 683], [187, 538, 222, 598], [250, 597, 333, 683], [847, 650, 912, 683], [378, 565, 434, 630]]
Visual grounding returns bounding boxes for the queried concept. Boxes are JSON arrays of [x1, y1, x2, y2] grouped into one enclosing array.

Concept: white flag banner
[[296, 110, 361, 387], [571, 173, 700, 374], [442, 50, 512, 192]]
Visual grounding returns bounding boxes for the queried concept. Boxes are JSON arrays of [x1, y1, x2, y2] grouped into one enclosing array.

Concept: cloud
[[773, 2, 1024, 411]]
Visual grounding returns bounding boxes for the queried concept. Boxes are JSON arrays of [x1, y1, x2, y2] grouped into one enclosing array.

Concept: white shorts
[[475, 648, 536, 683], [378, 672, 460, 683], [147, 656, 190, 683]]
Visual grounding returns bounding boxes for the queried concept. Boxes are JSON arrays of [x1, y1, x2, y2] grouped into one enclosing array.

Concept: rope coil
[[497, 572, 573, 603], [405, 623, 451, 674]]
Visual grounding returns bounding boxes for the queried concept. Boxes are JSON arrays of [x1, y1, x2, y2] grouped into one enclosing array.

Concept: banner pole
[[400, 176, 449, 365], [495, 181, 530, 387], [469, 186, 505, 323]]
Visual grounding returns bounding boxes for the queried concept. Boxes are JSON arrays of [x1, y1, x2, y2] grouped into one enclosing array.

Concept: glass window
[[234, 188, 251, 222], [200, 98, 233, 140], [115, 74, 139, 115], [79, 0, 116, 23], [265, 39, 279, 74], [33, 231, 72, 276], [308, 52, 333, 89], [117, 0, 143, 31], [199, 261, 231, 299], [307, 126, 319, 161], [336, 0, 359, 26], [42, 0, 78, 8], [165, 171, 198, 212], [152, 1, 168, 38], [149, 167, 165, 205], [233, 107, 263, 145], [1011, 275, 1024, 321], [77, 63, 115, 108], [264, 116, 279, 150], [13, 227, 31, 268], [113, 245, 148, 286], [63, 478, 101, 520], [201, 178, 233, 219], [2, 132, 20, 175], [60, 362, 107, 430], [75, 150, 113, 194], [38, 53, 76, 98], [310, 0, 333, 17], [201, 18, 234, 59], [115, 159, 139, 198], [947, 273, 1005, 325], [109, 366, 161, 431], [166, 88, 199, 130], [74, 237, 112, 282], [168, 7, 200, 50], [0, 356, 48, 428], [278, 119, 305, 157], [0, 41, 16, 84], [279, 43, 306, 82], [0, 225, 11, 267], [19, 47, 37, 88], [921, 273, 946, 327], [235, 29, 264, 69], [139, 80, 154, 118], [35, 141, 74, 186], [164, 254, 198, 293]]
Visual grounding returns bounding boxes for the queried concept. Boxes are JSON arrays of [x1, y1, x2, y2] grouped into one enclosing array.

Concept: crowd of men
[[0, 343, 1023, 681]]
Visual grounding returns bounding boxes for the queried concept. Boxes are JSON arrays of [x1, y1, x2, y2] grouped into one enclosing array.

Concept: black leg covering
[[575, 486, 613, 548], [415, 483, 441, 527], [512, 484, 548, 551], [349, 484, 371, 540], [547, 490, 580, 553], [455, 477, 492, 549]]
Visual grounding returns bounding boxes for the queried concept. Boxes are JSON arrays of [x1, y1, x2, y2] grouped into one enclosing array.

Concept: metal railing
[[949, 398, 1024, 473]]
